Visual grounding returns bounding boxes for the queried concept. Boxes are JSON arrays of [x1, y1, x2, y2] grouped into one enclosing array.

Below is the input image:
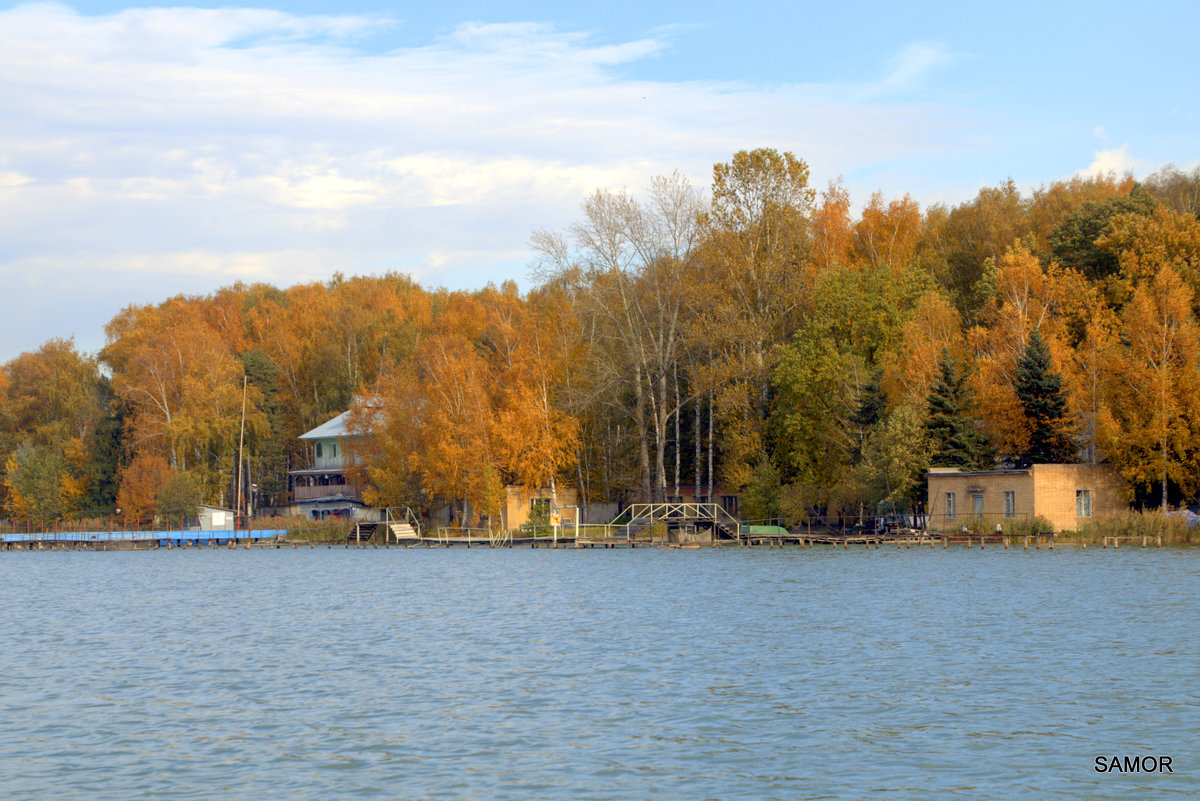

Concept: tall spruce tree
[[925, 350, 991, 469], [1014, 330, 1077, 466], [849, 368, 886, 464]]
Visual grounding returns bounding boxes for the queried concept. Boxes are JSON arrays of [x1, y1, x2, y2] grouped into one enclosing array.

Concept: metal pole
[[236, 374, 247, 540]]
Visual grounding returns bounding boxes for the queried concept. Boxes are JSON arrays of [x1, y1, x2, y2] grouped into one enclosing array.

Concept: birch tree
[[531, 172, 703, 501], [1100, 264, 1200, 508]]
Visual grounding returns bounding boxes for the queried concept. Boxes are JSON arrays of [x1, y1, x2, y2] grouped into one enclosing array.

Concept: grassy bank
[[275, 518, 352, 543], [1063, 510, 1200, 545]]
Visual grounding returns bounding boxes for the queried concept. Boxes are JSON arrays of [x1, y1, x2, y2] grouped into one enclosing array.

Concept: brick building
[[926, 464, 1126, 533]]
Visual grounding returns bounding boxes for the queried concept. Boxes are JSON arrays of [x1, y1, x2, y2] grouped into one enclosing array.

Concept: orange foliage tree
[[969, 242, 1074, 458], [854, 192, 921, 273], [1100, 264, 1200, 508], [115, 453, 172, 524], [103, 298, 266, 501]]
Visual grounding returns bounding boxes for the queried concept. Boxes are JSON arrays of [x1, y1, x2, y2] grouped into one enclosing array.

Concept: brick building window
[[946, 492, 956, 521], [1004, 491, 1015, 518], [1076, 489, 1093, 518]]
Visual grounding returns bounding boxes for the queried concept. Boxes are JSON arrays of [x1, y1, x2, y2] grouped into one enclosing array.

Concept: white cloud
[[865, 42, 956, 97], [1, 248, 348, 291], [1078, 145, 1142, 178], [0, 171, 33, 188], [0, 4, 980, 360]]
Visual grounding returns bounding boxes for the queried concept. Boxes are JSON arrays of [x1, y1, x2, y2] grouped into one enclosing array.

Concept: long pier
[[0, 523, 1105, 551], [2, 529, 287, 550]]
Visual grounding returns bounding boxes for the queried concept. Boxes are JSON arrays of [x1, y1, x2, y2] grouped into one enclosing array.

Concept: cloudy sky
[[1, 1, 1197, 361]]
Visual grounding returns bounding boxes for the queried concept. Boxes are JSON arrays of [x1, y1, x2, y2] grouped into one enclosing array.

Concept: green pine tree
[[925, 350, 992, 469], [849, 368, 886, 464], [1014, 330, 1077, 466]]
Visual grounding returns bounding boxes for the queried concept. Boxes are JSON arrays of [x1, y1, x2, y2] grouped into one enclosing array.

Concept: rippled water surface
[[0, 546, 1196, 800]]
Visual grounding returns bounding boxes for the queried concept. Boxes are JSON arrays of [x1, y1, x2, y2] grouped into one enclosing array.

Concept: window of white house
[[330, 443, 337, 458], [315, 442, 322, 458], [946, 492, 956, 521], [1004, 491, 1015, 518], [972, 493, 984, 515], [1076, 489, 1093, 518]]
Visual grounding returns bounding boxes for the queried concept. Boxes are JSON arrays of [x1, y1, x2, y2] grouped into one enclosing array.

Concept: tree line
[[4, 149, 1200, 525]]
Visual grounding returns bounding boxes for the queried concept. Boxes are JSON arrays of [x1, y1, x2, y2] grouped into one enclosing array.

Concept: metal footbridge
[[622, 502, 743, 541]]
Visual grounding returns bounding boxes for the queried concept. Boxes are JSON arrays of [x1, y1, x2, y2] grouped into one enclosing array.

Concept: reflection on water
[[0, 547, 1196, 800]]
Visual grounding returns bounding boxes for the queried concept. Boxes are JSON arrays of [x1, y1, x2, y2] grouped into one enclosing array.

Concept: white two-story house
[[290, 411, 370, 521]]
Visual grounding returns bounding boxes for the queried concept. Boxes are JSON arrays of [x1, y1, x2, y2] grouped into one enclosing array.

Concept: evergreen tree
[[239, 349, 288, 505], [925, 350, 992, 469], [82, 379, 123, 513], [849, 368, 886, 464], [1014, 330, 1077, 466]]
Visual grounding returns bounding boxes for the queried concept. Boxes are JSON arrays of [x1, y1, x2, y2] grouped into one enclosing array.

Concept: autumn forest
[[5, 149, 1200, 526]]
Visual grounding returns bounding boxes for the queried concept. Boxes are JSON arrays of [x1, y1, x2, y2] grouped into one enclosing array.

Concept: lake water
[[0, 545, 1195, 800]]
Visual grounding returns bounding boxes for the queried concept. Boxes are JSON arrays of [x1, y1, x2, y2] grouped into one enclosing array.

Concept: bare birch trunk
[[633, 363, 652, 501], [694, 386, 701, 500], [673, 363, 681, 498], [707, 388, 714, 502]]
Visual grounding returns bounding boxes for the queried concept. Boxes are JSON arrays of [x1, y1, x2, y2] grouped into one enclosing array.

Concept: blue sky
[[1, 1, 1197, 361]]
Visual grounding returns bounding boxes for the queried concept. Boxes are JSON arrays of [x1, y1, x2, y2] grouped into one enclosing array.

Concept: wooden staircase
[[387, 522, 419, 541], [348, 522, 375, 543]]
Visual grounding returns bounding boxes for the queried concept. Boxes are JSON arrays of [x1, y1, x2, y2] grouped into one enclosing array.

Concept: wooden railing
[[293, 482, 361, 502]]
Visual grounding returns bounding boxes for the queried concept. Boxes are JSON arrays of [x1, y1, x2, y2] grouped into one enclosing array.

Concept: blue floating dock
[[2, 529, 287, 546]]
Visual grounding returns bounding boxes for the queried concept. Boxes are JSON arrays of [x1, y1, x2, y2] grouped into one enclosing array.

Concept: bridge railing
[[624, 503, 742, 536]]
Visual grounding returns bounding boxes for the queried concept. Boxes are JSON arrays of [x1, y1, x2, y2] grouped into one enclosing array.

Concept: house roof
[[926, 467, 1031, 478], [299, 410, 352, 440]]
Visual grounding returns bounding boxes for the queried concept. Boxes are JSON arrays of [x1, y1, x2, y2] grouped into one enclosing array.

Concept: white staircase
[[388, 522, 418, 540]]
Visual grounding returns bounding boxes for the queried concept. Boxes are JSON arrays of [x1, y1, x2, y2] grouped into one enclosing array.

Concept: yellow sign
[[550, 513, 561, 526]]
